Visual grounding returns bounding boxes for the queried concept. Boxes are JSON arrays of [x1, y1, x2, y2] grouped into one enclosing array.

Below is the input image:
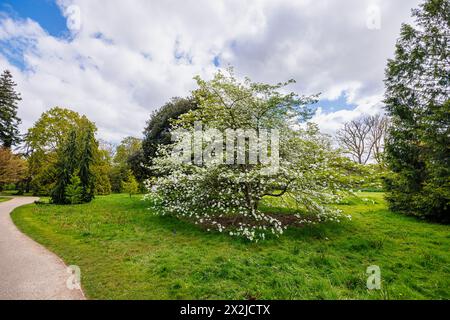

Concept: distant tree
[[0, 147, 27, 189], [337, 114, 388, 165], [109, 165, 127, 193], [122, 170, 139, 197], [113, 136, 142, 165], [0, 70, 22, 148], [109, 136, 142, 192], [384, 0, 449, 222], [368, 114, 389, 164], [94, 140, 114, 195], [142, 97, 197, 175], [127, 149, 149, 183], [93, 146, 112, 195]]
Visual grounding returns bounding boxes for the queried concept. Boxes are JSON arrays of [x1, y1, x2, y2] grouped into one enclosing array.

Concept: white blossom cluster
[[144, 125, 352, 241]]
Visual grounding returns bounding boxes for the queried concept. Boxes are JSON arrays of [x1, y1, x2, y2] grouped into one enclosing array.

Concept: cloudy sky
[[0, 0, 420, 143]]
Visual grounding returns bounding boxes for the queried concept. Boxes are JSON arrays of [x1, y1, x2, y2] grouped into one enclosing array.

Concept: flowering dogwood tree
[[145, 69, 351, 241]]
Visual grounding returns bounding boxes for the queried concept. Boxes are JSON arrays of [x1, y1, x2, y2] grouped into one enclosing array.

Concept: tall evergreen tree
[[384, 0, 449, 222], [79, 123, 96, 202], [51, 130, 78, 204], [0, 70, 22, 148]]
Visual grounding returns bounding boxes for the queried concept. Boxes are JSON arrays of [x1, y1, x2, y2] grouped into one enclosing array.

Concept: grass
[[0, 197, 11, 203], [0, 190, 33, 197], [11, 192, 450, 300]]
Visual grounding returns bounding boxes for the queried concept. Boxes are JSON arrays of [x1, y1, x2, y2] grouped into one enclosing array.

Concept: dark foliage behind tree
[[0, 70, 22, 148], [142, 97, 197, 175], [127, 149, 149, 183], [384, 0, 449, 222]]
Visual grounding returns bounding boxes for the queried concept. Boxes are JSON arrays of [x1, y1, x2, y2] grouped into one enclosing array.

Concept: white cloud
[[311, 94, 385, 135], [0, 0, 421, 142]]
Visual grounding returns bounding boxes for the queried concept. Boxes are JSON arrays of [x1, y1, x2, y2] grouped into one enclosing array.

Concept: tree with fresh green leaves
[[25, 107, 110, 196], [384, 0, 449, 222], [122, 170, 139, 197], [114, 136, 142, 165], [26, 107, 87, 195], [109, 136, 142, 192], [0, 70, 22, 148], [0, 147, 27, 189]]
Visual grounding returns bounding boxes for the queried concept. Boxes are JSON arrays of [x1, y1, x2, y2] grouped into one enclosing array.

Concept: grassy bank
[[11, 192, 450, 299], [0, 197, 11, 203]]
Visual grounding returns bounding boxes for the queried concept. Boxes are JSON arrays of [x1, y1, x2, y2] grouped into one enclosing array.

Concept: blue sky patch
[[213, 55, 220, 67], [316, 94, 356, 113], [0, 0, 68, 38]]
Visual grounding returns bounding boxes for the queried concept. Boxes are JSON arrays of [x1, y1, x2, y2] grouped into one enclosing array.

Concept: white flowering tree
[[145, 69, 352, 241]]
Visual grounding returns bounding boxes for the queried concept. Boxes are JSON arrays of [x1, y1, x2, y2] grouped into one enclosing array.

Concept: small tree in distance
[[337, 114, 388, 165], [123, 170, 139, 198]]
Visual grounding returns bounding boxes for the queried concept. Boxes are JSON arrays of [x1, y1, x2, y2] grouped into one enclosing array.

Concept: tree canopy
[[384, 0, 450, 222], [146, 69, 354, 241]]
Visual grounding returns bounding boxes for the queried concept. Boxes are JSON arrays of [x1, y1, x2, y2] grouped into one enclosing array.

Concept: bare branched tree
[[367, 114, 389, 164], [337, 114, 389, 164]]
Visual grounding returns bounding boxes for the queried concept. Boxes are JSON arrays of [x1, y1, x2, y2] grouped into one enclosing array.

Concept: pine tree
[[65, 174, 83, 204], [384, 0, 450, 222], [51, 130, 78, 204], [0, 70, 22, 148], [79, 122, 96, 203]]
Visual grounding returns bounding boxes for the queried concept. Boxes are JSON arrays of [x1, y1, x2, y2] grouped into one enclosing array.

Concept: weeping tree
[[51, 118, 97, 204], [384, 0, 450, 222], [51, 130, 78, 204], [142, 97, 198, 178], [79, 123, 96, 203]]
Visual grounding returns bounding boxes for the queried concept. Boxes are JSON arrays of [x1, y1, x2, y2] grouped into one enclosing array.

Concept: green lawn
[[0, 197, 11, 203], [11, 192, 450, 300]]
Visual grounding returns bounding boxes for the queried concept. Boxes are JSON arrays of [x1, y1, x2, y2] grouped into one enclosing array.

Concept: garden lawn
[[0, 197, 11, 203], [11, 192, 450, 300]]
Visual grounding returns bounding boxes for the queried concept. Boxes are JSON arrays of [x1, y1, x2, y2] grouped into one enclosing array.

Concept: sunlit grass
[[11, 192, 450, 300]]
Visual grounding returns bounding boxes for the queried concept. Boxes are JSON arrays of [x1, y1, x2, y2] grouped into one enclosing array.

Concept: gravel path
[[0, 197, 85, 300]]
